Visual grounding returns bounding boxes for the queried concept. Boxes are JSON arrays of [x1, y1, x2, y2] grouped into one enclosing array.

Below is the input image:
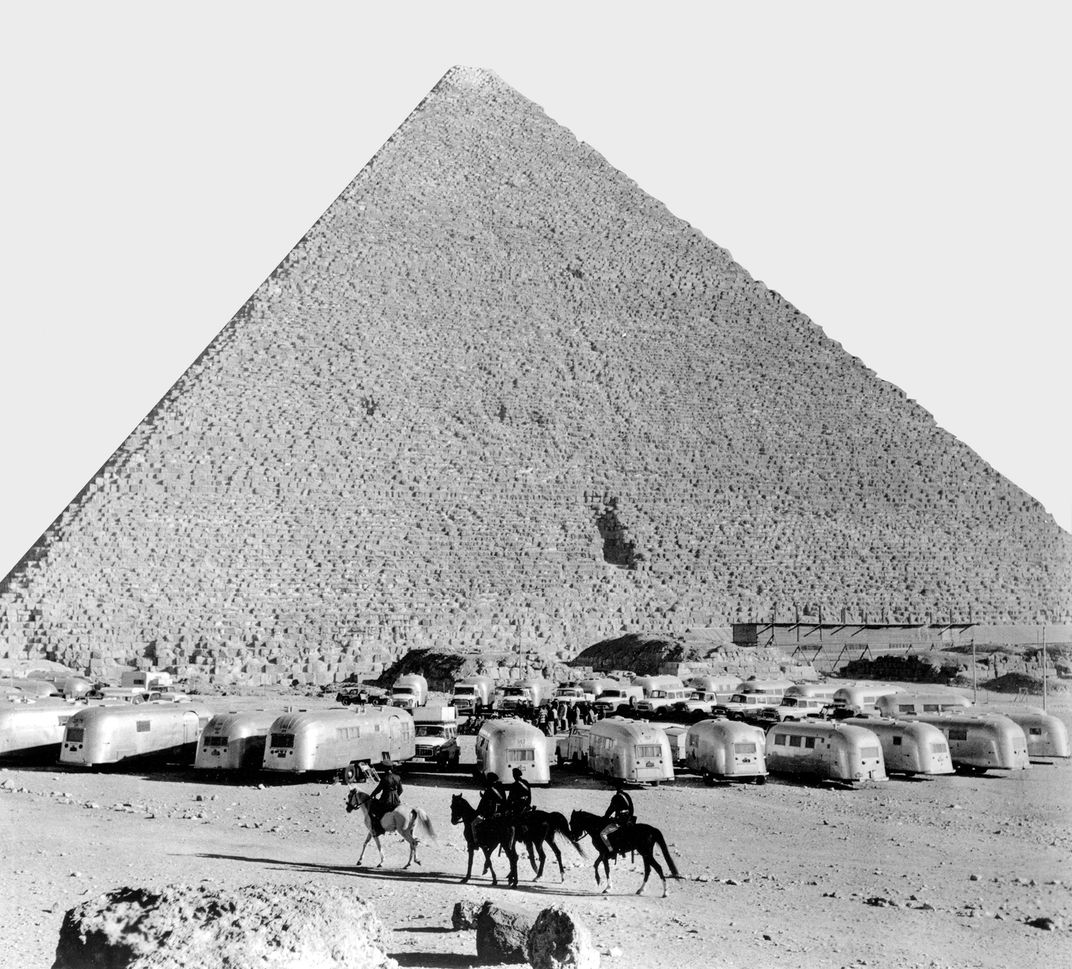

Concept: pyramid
[[2, 67, 1069, 686]]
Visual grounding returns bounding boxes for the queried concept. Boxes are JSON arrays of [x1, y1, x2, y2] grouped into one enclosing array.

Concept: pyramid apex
[[434, 65, 509, 93]]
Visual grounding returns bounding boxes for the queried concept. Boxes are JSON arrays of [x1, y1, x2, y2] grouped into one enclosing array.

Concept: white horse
[[345, 787, 436, 868]]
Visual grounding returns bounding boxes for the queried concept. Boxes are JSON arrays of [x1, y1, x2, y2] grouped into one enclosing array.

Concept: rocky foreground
[[1, 697, 1070, 968]]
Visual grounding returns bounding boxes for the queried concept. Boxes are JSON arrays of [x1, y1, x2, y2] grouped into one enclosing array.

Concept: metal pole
[[971, 638, 977, 705], [1042, 627, 1048, 713]]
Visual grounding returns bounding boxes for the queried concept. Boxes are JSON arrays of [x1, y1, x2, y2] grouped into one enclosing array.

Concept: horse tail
[[653, 828, 681, 879], [411, 808, 437, 842], [551, 812, 585, 856]]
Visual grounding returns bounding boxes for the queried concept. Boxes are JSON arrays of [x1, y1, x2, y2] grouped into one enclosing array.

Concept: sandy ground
[[2, 694, 1070, 969]]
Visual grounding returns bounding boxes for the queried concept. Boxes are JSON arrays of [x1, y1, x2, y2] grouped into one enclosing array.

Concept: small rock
[[969, 874, 980, 881], [1026, 917, 1056, 931]]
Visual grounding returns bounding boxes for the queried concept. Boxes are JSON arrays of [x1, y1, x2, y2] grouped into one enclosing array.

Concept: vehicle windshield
[[729, 694, 748, 703], [393, 688, 415, 695], [650, 691, 666, 698], [504, 688, 526, 697], [415, 725, 445, 737], [598, 691, 621, 699], [782, 697, 800, 707], [454, 686, 475, 695]]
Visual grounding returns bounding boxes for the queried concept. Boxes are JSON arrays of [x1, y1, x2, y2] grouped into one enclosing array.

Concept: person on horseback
[[506, 766, 532, 817], [598, 779, 634, 858], [368, 756, 403, 836], [472, 771, 506, 839]]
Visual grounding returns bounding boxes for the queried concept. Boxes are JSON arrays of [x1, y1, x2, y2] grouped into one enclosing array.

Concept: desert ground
[[2, 693, 1070, 969]]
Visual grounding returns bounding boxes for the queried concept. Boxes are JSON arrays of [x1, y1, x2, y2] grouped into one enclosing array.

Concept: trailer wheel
[[754, 775, 768, 786], [342, 761, 363, 785], [702, 771, 715, 787]]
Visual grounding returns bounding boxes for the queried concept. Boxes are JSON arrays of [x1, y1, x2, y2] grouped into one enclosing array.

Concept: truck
[[451, 675, 495, 715], [592, 684, 644, 713], [496, 679, 552, 711], [389, 674, 428, 710], [410, 705, 461, 767]]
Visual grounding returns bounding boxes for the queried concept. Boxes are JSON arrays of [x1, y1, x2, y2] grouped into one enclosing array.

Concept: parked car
[[336, 685, 371, 706], [674, 690, 720, 716]]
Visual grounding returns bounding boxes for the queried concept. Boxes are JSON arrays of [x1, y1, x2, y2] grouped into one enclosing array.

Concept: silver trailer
[[194, 711, 280, 770], [586, 717, 675, 784], [980, 707, 1070, 760], [842, 717, 954, 775], [738, 678, 793, 696], [832, 684, 904, 715], [765, 721, 887, 784], [475, 717, 551, 785], [263, 707, 415, 781], [684, 718, 768, 783], [0, 699, 82, 762], [909, 713, 1030, 773], [876, 691, 971, 717], [784, 682, 842, 702], [60, 703, 211, 768]]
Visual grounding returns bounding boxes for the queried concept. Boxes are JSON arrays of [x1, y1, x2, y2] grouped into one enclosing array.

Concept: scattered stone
[[52, 882, 392, 968], [528, 906, 599, 969], [451, 900, 481, 930], [969, 874, 980, 881], [864, 897, 897, 908], [476, 901, 533, 965], [1026, 917, 1056, 931]]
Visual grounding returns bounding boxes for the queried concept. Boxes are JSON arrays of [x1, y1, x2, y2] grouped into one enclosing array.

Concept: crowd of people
[[458, 700, 604, 737]]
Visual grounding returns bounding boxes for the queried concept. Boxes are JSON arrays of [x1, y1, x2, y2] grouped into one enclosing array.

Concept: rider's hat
[[512, 767, 523, 778], [485, 772, 499, 783]]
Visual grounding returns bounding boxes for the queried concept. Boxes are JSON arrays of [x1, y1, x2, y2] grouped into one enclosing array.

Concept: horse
[[449, 793, 519, 887], [345, 787, 436, 869], [512, 808, 584, 883], [568, 809, 681, 897]]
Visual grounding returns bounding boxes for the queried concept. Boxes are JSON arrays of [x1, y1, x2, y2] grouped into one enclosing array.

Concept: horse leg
[[507, 844, 519, 888], [548, 837, 565, 883], [482, 847, 498, 886], [532, 841, 546, 881], [461, 845, 475, 884], [356, 831, 372, 866], [375, 834, 385, 868], [637, 850, 652, 896]]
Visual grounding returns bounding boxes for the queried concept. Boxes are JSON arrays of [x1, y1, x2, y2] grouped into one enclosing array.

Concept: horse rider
[[505, 766, 532, 817], [472, 771, 506, 837], [368, 756, 403, 836], [598, 779, 635, 858]]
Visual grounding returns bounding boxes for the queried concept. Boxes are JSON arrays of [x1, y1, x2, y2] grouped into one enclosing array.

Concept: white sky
[[1, 2, 1068, 579]]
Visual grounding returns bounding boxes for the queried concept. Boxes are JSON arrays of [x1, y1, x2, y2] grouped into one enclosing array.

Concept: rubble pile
[[2, 66, 1068, 685]]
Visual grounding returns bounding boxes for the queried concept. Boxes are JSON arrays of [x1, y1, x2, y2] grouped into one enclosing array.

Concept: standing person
[[368, 756, 403, 836], [567, 702, 580, 730], [506, 766, 532, 817], [536, 704, 549, 735], [597, 779, 634, 858]]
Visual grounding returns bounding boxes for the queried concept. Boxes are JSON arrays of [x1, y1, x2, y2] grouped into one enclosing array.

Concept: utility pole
[[971, 638, 977, 705], [1041, 627, 1048, 713]]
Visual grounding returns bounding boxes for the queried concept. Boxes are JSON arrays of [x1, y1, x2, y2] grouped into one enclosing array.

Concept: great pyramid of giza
[[2, 67, 1069, 685]]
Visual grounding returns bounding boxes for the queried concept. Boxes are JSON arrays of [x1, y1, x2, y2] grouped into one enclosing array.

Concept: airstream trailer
[[194, 711, 280, 770], [832, 685, 904, 715], [389, 674, 428, 710], [586, 717, 675, 784], [475, 718, 552, 785], [577, 678, 617, 701], [684, 719, 768, 783], [981, 707, 1070, 760], [632, 675, 685, 698], [59, 676, 94, 700], [784, 682, 842, 702], [12, 679, 60, 699], [263, 707, 415, 780], [656, 723, 688, 762], [685, 676, 743, 699], [876, 691, 971, 718], [841, 717, 954, 775], [910, 713, 1030, 773], [738, 678, 793, 696], [0, 699, 81, 762], [60, 703, 210, 768], [765, 721, 887, 784]]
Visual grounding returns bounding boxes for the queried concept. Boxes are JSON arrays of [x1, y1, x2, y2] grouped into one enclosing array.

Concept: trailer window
[[57, 716, 69, 726], [788, 735, 802, 747], [271, 733, 295, 748], [65, 727, 84, 743], [804, 737, 816, 749], [931, 742, 948, 755], [136, 720, 151, 733], [947, 728, 968, 741], [897, 704, 912, 713], [923, 704, 940, 712], [774, 734, 786, 746], [336, 726, 361, 740], [635, 745, 662, 759], [892, 735, 902, 746], [1029, 727, 1042, 736], [508, 748, 535, 761], [202, 735, 228, 748], [733, 743, 757, 755]]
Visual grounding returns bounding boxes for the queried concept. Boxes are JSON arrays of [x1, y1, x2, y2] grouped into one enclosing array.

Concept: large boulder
[[528, 907, 600, 969], [475, 901, 533, 964], [52, 883, 392, 969], [451, 899, 481, 930]]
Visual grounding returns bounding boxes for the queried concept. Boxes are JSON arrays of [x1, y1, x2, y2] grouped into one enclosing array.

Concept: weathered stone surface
[[451, 899, 481, 930], [52, 883, 391, 969], [3, 65, 1069, 684], [475, 900, 533, 964], [528, 906, 600, 969]]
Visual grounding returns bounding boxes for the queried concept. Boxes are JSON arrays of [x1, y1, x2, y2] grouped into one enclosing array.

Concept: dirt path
[[2, 703, 1071, 968]]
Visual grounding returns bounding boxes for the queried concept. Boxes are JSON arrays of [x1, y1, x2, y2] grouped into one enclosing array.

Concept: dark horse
[[450, 794, 519, 887], [569, 809, 681, 897], [513, 809, 584, 883]]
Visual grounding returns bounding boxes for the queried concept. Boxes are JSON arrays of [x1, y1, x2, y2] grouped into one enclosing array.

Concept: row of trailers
[[0, 701, 416, 780]]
